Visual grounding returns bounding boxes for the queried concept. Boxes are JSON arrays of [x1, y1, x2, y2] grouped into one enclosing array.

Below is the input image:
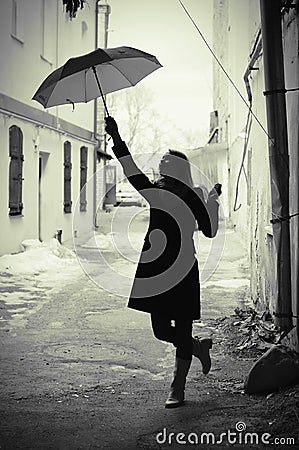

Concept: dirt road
[[0, 208, 298, 449]]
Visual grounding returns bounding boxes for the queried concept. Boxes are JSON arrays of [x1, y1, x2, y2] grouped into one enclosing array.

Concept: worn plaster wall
[[212, 0, 277, 315], [212, 0, 299, 350], [282, 4, 299, 348]]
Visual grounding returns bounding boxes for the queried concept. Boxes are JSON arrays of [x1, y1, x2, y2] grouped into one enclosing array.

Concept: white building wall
[[0, 0, 95, 131], [0, 117, 38, 252], [0, 0, 99, 255], [213, 0, 262, 242], [212, 0, 272, 306]]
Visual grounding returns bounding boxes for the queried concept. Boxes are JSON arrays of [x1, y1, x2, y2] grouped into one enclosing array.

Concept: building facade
[[189, 0, 298, 350], [0, 0, 109, 255], [208, 0, 299, 349]]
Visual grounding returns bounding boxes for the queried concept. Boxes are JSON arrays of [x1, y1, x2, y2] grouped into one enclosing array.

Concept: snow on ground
[[80, 231, 145, 254], [0, 239, 82, 327], [80, 233, 116, 251], [0, 239, 80, 285]]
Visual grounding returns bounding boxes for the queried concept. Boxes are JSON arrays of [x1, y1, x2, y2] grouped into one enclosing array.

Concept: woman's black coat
[[112, 141, 219, 320]]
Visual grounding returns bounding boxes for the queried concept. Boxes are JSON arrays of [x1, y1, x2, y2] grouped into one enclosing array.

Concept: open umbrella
[[32, 46, 162, 115]]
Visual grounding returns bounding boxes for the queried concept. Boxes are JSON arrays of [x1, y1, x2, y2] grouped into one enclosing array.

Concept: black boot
[[165, 357, 192, 408], [192, 337, 212, 375]]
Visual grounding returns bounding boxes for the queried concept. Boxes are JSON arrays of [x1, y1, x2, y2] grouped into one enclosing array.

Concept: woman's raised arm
[[105, 116, 154, 198]]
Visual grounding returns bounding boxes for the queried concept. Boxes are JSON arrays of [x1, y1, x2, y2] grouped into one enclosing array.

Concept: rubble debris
[[233, 307, 282, 351], [244, 344, 299, 394]]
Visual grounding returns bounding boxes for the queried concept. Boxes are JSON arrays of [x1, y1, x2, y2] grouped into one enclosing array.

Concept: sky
[[105, 0, 213, 145]]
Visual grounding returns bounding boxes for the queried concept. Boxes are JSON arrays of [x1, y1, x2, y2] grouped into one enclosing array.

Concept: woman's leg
[[150, 313, 175, 344], [174, 319, 193, 360], [164, 319, 193, 409], [151, 314, 193, 360], [151, 314, 212, 407]]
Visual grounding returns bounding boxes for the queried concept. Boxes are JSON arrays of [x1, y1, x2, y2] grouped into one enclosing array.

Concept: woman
[[105, 116, 221, 408]]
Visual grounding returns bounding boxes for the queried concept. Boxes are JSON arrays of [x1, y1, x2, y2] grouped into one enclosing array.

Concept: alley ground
[[0, 206, 298, 450]]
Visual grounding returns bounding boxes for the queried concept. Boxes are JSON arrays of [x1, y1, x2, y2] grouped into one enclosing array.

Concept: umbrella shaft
[[92, 66, 109, 116]]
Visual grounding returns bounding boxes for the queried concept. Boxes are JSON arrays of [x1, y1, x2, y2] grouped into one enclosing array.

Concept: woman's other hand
[[208, 183, 222, 201], [214, 183, 222, 196]]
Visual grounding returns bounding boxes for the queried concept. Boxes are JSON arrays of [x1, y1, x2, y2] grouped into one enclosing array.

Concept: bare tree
[[108, 86, 208, 162], [173, 126, 208, 150], [109, 86, 168, 154], [125, 88, 152, 150]]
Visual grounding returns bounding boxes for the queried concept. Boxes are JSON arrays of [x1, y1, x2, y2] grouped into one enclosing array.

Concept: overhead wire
[[177, 0, 274, 144]]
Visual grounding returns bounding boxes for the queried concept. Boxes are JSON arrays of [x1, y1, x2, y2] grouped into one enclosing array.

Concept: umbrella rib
[[85, 69, 87, 102], [108, 61, 137, 86]]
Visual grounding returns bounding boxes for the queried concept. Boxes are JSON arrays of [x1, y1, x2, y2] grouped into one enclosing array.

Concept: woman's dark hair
[[156, 149, 194, 196], [168, 149, 188, 161]]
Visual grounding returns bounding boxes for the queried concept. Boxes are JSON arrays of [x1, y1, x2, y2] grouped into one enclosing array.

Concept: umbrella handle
[[92, 66, 110, 117]]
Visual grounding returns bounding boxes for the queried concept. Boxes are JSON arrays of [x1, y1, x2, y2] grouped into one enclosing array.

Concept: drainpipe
[[93, 1, 100, 229], [259, 0, 293, 332], [243, 31, 262, 104], [93, 1, 111, 228]]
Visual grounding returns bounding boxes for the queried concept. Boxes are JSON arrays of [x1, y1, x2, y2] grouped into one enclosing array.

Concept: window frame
[[63, 141, 72, 214], [40, 0, 55, 65], [80, 146, 88, 212], [9, 125, 24, 217], [11, 0, 24, 44]]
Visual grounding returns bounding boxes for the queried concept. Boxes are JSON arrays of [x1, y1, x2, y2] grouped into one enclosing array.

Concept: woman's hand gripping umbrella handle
[[105, 116, 122, 146]]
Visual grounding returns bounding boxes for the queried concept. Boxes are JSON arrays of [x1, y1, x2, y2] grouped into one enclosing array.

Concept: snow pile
[[0, 239, 80, 281], [0, 239, 83, 328]]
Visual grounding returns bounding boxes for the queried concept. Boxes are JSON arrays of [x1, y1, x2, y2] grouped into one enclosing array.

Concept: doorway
[[38, 152, 49, 241]]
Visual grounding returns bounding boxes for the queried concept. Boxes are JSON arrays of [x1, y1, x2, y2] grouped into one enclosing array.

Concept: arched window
[[11, 0, 24, 43], [64, 141, 72, 213], [80, 146, 88, 212], [9, 125, 24, 216]]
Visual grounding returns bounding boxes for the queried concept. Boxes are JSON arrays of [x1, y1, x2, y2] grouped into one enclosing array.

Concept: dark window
[[64, 141, 72, 213], [9, 125, 24, 216], [80, 146, 88, 212]]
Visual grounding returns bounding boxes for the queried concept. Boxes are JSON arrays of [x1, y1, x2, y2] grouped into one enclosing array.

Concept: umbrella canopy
[[32, 46, 162, 114]]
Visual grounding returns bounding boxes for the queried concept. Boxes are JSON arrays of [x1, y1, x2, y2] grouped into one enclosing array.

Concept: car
[[116, 179, 147, 207]]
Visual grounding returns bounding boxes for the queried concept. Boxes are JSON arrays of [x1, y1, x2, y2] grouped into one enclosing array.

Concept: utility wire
[[178, 0, 274, 144]]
